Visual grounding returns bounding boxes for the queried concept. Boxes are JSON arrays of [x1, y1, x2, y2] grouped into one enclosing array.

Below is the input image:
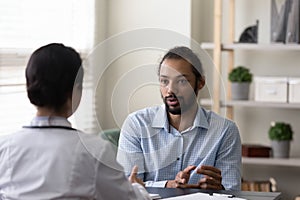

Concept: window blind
[[0, 0, 94, 50], [0, 0, 95, 136]]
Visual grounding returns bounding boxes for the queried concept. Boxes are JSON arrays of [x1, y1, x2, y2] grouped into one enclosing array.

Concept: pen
[[212, 193, 235, 198]]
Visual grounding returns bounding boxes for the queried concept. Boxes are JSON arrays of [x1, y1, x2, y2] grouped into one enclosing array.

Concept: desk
[[146, 188, 281, 200]]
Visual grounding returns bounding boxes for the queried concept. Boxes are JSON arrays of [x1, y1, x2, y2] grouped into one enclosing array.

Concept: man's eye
[[160, 79, 169, 85], [178, 79, 188, 84]]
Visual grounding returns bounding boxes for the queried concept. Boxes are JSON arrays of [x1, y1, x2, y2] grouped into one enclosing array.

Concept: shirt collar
[[193, 107, 209, 129], [29, 116, 72, 128], [151, 104, 209, 130], [152, 105, 168, 128]]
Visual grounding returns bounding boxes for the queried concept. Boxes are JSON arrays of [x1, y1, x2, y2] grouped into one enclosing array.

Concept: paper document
[[149, 193, 161, 200], [163, 192, 247, 200]]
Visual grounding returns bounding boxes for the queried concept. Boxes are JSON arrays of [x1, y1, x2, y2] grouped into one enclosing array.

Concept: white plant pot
[[231, 82, 250, 100], [271, 140, 290, 158]]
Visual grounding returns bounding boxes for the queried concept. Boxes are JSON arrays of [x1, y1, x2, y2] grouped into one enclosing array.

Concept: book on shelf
[[242, 180, 271, 192], [242, 177, 277, 192]]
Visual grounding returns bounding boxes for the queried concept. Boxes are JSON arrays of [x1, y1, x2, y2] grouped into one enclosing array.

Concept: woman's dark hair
[[26, 43, 83, 110], [158, 46, 204, 82]]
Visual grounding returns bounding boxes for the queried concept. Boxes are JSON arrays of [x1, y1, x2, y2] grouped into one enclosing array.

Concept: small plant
[[268, 121, 293, 141], [228, 66, 253, 83]]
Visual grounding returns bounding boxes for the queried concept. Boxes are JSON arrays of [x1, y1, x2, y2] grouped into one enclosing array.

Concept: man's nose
[[167, 81, 178, 94]]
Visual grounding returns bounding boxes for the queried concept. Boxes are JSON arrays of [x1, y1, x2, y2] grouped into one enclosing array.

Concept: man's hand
[[196, 165, 223, 190], [167, 165, 224, 190], [166, 165, 196, 188], [128, 165, 145, 187]]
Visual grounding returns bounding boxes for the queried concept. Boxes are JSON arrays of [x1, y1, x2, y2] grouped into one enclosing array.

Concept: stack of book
[[242, 180, 271, 192]]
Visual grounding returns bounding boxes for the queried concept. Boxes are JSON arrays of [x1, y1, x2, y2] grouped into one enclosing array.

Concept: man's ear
[[197, 76, 206, 90]]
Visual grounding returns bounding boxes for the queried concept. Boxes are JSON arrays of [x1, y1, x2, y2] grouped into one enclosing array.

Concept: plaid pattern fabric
[[117, 105, 242, 190]]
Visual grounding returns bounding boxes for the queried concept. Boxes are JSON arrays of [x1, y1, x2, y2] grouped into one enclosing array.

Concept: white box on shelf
[[288, 77, 300, 103], [254, 76, 288, 102]]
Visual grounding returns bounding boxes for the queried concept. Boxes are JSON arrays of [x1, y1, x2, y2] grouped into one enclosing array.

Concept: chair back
[[101, 128, 120, 147]]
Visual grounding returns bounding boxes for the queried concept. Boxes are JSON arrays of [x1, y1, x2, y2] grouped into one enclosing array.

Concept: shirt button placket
[[177, 135, 184, 170]]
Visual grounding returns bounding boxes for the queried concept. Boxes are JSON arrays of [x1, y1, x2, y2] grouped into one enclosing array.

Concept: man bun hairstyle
[[26, 43, 83, 110], [159, 46, 204, 82]]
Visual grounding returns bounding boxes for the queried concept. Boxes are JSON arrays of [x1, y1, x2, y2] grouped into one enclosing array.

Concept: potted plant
[[228, 66, 253, 100], [268, 121, 293, 158]]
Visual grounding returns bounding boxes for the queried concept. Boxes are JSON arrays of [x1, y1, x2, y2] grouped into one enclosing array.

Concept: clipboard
[[162, 192, 247, 200]]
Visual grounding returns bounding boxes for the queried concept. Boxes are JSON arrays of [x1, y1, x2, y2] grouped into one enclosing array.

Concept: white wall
[[106, 0, 191, 37], [94, 0, 192, 129]]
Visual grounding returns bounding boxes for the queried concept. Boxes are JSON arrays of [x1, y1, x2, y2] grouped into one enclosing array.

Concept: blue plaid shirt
[[117, 105, 241, 190]]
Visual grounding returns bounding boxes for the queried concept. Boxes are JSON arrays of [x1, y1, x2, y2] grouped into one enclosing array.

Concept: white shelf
[[242, 157, 300, 167], [225, 100, 300, 109], [199, 99, 300, 109], [201, 42, 300, 51]]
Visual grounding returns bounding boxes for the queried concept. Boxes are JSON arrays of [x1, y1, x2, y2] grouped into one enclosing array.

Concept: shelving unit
[[201, 0, 300, 167], [200, 1, 300, 197], [242, 157, 300, 167], [200, 99, 300, 109], [201, 42, 300, 51]]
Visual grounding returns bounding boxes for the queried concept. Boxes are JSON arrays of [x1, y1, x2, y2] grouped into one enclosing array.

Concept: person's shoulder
[[0, 129, 25, 150], [0, 129, 26, 141], [76, 131, 119, 162], [0, 134, 11, 146], [201, 108, 240, 139], [201, 107, 236, 126], [76, 131, 108, 147]]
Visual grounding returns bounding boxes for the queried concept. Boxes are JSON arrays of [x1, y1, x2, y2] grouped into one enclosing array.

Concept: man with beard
[[117, 46, 241, 191]]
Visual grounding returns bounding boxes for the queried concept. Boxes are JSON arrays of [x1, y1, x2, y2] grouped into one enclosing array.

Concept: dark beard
[[164, 94, 182, 115], [165, 102, 181, 115], [163, 86, 199, 115]]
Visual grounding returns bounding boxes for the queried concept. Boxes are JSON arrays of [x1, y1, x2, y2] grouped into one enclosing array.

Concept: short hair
[[158, 46, 204, 82], [26, 43, 83, 110]]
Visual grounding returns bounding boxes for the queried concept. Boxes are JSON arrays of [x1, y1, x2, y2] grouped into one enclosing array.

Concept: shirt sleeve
[[216, 121, 242, 191], [131, 183, 151, 200], [95, 139, 151, 200], [117, 115, 146, 178], [117, 115, 173, 188]]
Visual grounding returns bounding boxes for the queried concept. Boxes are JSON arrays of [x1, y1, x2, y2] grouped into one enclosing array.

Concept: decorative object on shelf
[[271, 0, 290, 43], [254, 76, 288, 103], [270, 0, 299, 43], [228, 66, 253, 100], [285, 0, 299, 43], [242, 144, 271, 158], [295, 195, 300, 200], [268, 121, 293, 158], [288, 77, 300, 103], [269, 177, 277, 192], [238, 20, 259, 43]]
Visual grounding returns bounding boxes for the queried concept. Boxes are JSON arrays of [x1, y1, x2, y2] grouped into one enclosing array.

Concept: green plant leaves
[[268, 122, 293, 141], [228, 66, 253, 82]]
